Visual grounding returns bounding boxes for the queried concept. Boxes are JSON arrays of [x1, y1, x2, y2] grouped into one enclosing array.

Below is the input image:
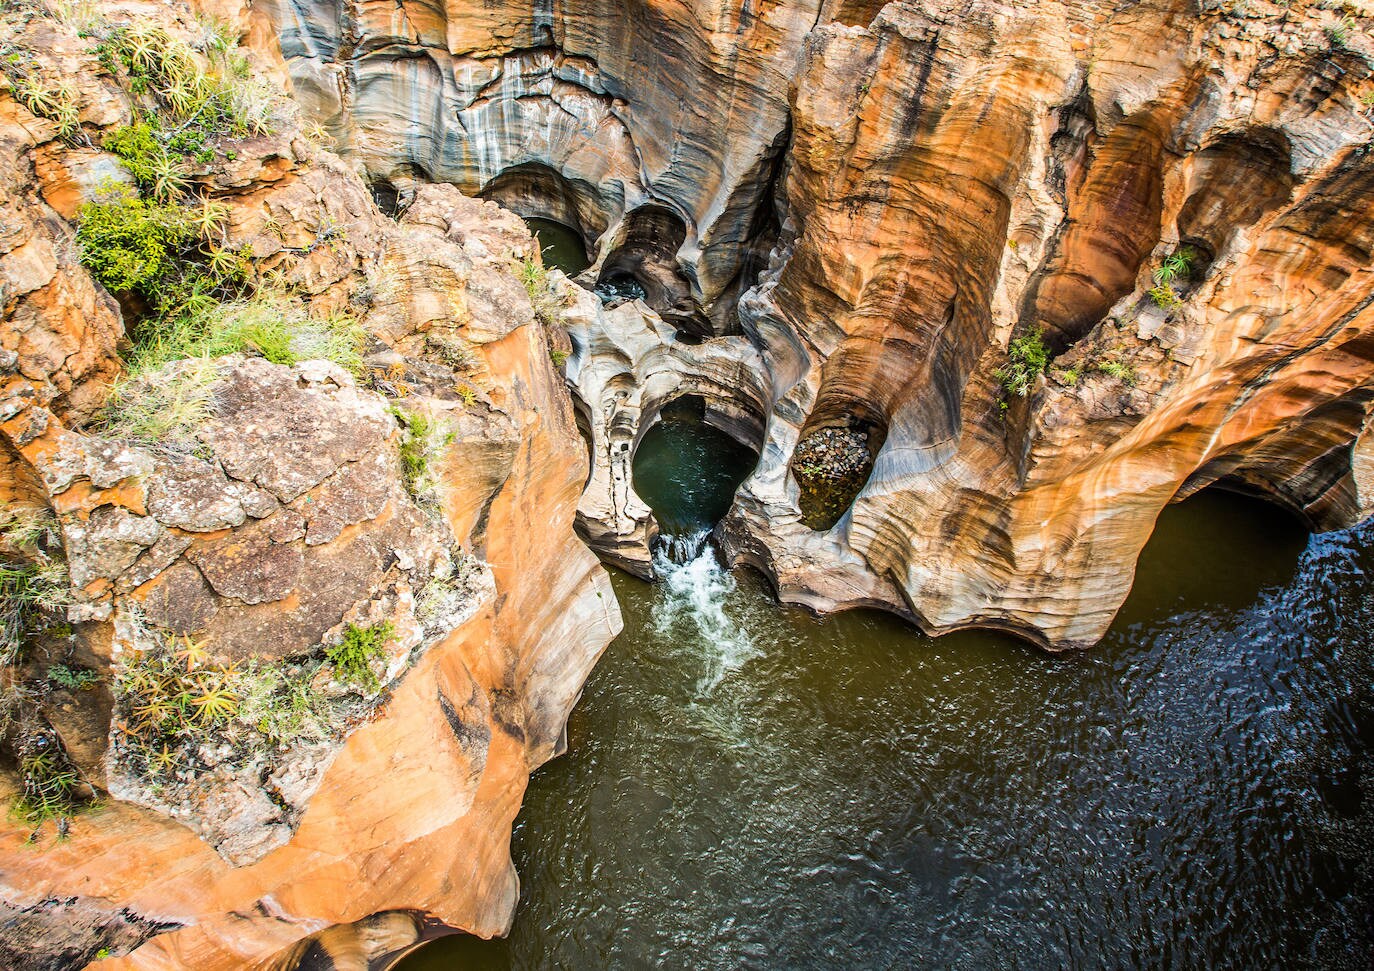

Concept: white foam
[[652, 532, 756, 694]]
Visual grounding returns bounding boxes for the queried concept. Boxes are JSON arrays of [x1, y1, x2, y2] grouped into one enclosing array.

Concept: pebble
[[793, 427, 871, 478]]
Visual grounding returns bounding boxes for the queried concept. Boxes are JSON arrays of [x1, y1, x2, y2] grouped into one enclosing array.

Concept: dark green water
[[527, 218, 590, 276], [400, 416, 1374, 968]]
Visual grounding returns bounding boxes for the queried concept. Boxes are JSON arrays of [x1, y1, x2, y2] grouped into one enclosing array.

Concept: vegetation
[[1148, 245, 1197, 311], [0, 58, 82, 143], [520, 256, 561, 327], [94, 23, 275, 138], [104, 121, 210, 202], [40, 0, 105, 35], [113, 616, 404, 783], [10, 737, 87, 831], [0, 508, 90, 835], [1, 507, 71, 678], [1153, 245, 1197, 286], [47, 664, 99, 691], [326, 621, 394, 692], [1147, 283, 1183, 310], [550, 348, 569, 367], [235, 659, 335, 746], [425, 330, 478, 372], [995, 328, 1051, 400], [391, 407, 455, 505], [76, 184, 198, 297], [116, 635, 241, 762], [1095, 358, 1137, 385], [91, 358, 219, 448], [1327, 13, 1356, 47], [77, 182, 361, 446]]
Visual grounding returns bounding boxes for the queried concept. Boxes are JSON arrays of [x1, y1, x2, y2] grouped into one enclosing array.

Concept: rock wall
[[0, 3, 619, 966], [723, 0, 1374, 647], [258, 0, 822, 322], [267, 0, 1374, 648]]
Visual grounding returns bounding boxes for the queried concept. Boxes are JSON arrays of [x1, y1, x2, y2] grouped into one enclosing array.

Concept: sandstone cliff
[[264, 0, 1374, 648], [0, 2, 619, 966]]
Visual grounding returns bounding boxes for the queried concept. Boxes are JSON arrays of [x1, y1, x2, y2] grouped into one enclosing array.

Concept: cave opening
[[477, 162, 606, 265], [1114, 486, 1308, 628], [369, 180, 403, 219], [526, 217, 591, 276], [597, 205, 713, 338], [631, 395, 759, 561]]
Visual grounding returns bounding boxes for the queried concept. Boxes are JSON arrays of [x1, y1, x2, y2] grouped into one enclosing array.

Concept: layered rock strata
[[0, 3, 619, 966], [265, 0, 1374, 647]]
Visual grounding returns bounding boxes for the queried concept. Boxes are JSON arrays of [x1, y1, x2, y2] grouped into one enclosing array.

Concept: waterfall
[[651, 531, 755, 693]]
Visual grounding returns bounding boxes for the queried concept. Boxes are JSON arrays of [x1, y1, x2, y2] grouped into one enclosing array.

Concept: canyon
[[265, 0, 1374, 646], [0, 0, 1371, 967]]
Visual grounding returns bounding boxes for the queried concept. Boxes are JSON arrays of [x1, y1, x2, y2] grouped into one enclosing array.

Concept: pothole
[[792, 423, 879, 531]]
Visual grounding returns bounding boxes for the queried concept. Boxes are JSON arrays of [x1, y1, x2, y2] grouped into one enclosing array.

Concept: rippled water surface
[[401, 415, 1374, 969]]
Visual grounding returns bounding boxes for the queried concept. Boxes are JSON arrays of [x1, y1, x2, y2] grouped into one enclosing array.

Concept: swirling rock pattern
[[266, 0, 1374, 647]]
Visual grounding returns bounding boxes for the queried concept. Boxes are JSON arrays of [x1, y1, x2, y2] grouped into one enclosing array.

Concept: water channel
[[400, 399, 1373, 968]]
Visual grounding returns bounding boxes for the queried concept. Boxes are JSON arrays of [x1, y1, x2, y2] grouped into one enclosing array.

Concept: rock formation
[[264, 0, 1374, 647], [0, 3, 618, 966], [6, 0, 1374, 964]]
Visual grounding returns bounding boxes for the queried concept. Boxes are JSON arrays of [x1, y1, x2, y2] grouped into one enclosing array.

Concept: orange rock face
[[289, 0, 1374, 649], [0, 5, 619, 967], [287, 0, 1374, 649], [6, 0, 1374, 965], [721, 0, 1374, 647]]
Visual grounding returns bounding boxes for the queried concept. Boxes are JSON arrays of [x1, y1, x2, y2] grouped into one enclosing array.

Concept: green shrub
[[192, 297, 361, 371], [326, 621, 393, 692], [1152, 245, 1196, 286], [995, 328, 1050, 398], [103, 121, 163, 185], [391, 407, 455, 504], [1148, 283, 1183, 310], [75, 184, 193, 297]]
